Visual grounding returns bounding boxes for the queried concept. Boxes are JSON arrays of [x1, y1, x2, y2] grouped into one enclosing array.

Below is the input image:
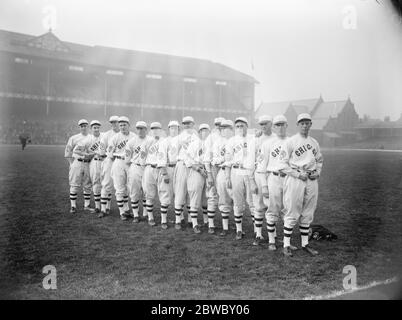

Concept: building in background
[[256, 95, 359, 146], [0, 29, 256, 132]]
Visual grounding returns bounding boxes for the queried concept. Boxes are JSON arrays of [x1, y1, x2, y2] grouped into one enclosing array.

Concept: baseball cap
[[297, 113, 312, 123], [78, 119, 89, 126], [90, 120, 101, 127], [199, 123, 210, 131], [214, 117, 225, 125], [109, 115, 119, 122], [150, 122, 162, 129], [220, 119, 234, 128], [234, 117, 248, 126], [136, 121, 147, 128], [168, 120, 179, 128], [182, 116, 195, 124], [258, 115, 273, 124], [273, 115, 288, 125], [118, 116, 130, 123]]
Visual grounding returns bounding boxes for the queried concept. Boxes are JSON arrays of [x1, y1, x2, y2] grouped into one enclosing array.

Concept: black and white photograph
[[0, 0, 402, 305]]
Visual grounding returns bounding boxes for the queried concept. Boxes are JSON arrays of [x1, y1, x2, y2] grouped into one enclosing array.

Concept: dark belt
[[147, 164, 157, 168], [168, 163, 176, 167], [115, 156, 125, 160], [77, 158, 90, 163], [232, 165, 246, 169], [134, 163, 144, 167], [272, 172, 286, 177], [93, 157, 103, 161]]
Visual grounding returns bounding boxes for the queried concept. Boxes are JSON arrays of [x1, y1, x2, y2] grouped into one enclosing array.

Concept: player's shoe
[[268, 243, 277, 251], [175, 223, 182, 230], [208, 227, 215, 234], [289, 244, 298, 251], [235, 231, 244, 240], [252, 237, 263, 246], [84, 206, 95, 213], [98, 211, 106, 218], [302, 244, 319, 256], [70, 207, 77, 214], [133, 217, 140, 223], [124, 210, 133, 218], [161, 223, 168, 230], [220, 230, 228, 237], [283, 246, 293, 257], [94, 208, 100, 214], [187, 222, 193, 228], [193, 225, 201, 234], [148, 219, 156, 227]]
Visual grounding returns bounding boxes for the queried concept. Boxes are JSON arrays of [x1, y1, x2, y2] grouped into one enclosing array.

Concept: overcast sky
[[1, 0, 401, 120]]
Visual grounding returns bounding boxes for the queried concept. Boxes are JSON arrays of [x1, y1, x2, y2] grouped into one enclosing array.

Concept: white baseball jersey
[[125, 135, 153, 165], [224, 134, 256, 174], [185, 135, 204, 167], [65, 133, 89, 159], [177, 130, 199, 162], [203, 130, 221, 166], [281, 133, 323, 177], [211, 135, 228, 166], [262, 136, 290, 173], [145, 136, 163, 165], [73, 133, 105, 157], [255, 133, 276, 173], [107, 131, 136, 158], [99, 129, 119, 156], [157, 135, 179, 167]]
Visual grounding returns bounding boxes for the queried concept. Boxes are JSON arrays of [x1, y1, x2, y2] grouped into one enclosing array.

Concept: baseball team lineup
[[65, 113, 323, 257]]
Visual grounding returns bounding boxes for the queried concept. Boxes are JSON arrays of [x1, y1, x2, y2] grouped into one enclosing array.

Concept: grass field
[[0, 145, 401, 299]]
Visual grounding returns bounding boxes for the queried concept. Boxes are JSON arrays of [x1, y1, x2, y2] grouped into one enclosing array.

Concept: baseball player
[[125, 121, 152, 223], [224, 117, 257, 240], [212, 119, 234, 236], [73, 120, 105, 213], [280, 113, 323, 257], [65, 119, 93, 213], [107, 116, 136, 220], [259, 115, 291, 251], [173, 116, 199, 230], [98, 115, 120, 218], [252, 115, 276, 245], [157, 120, 180, 228], [141, 122, 167, 226]]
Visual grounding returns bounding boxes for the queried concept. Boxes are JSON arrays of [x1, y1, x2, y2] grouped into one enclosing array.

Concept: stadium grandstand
[[0, 29, 257, 144]]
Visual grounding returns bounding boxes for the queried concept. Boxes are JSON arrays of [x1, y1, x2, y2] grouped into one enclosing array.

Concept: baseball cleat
[[235, 231, 243, 240], [133, 217, 140, 223], [289, 244, 298, 251], [97, 211, 106, 218], [161, 223, 168, 230], [175, 223, 182, 230], [302, 244, 319, 256], [268, 243, 277, 251], [187, 222, 193, 228], [84, 207, 95, 213], [124, 210, 133, 218], [252, 237, 263, 246], [94, 208, 101, 214], [148, 219, 156, 227], [70, 207, 77, 214], [208, 227, 215, 234], [220, 230, 228, 237], [283, 246, 293, 257], [193, 225, 201, 234]]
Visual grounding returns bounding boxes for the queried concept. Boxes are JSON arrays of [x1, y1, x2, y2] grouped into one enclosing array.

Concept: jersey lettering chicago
[[260, 136, 289, 172], [255, 134, 276, 172], [225, 134, 256, 170], [108, 132, 136, 157], [125, 135, 152, 165], [145, 136, 162, 165]]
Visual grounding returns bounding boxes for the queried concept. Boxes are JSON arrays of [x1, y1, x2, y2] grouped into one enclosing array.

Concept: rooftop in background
[[0, 29, 257, 84]]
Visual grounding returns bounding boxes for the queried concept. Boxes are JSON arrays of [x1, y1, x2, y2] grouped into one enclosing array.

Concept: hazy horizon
[[1, 0, 401, 120]]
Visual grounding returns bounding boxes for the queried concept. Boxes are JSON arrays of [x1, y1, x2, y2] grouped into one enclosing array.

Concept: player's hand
[[250, 179, 258, 194], [262, 186, 269, 198], [226, 178, 232, 190], [207, 176, 214, 189], [308, 171, 319, 180], [299, 172, 308, 181]]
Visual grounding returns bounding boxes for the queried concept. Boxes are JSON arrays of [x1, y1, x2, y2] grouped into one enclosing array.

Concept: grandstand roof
[[0, 29, 257, 84], [311, 100, 348, 129]]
